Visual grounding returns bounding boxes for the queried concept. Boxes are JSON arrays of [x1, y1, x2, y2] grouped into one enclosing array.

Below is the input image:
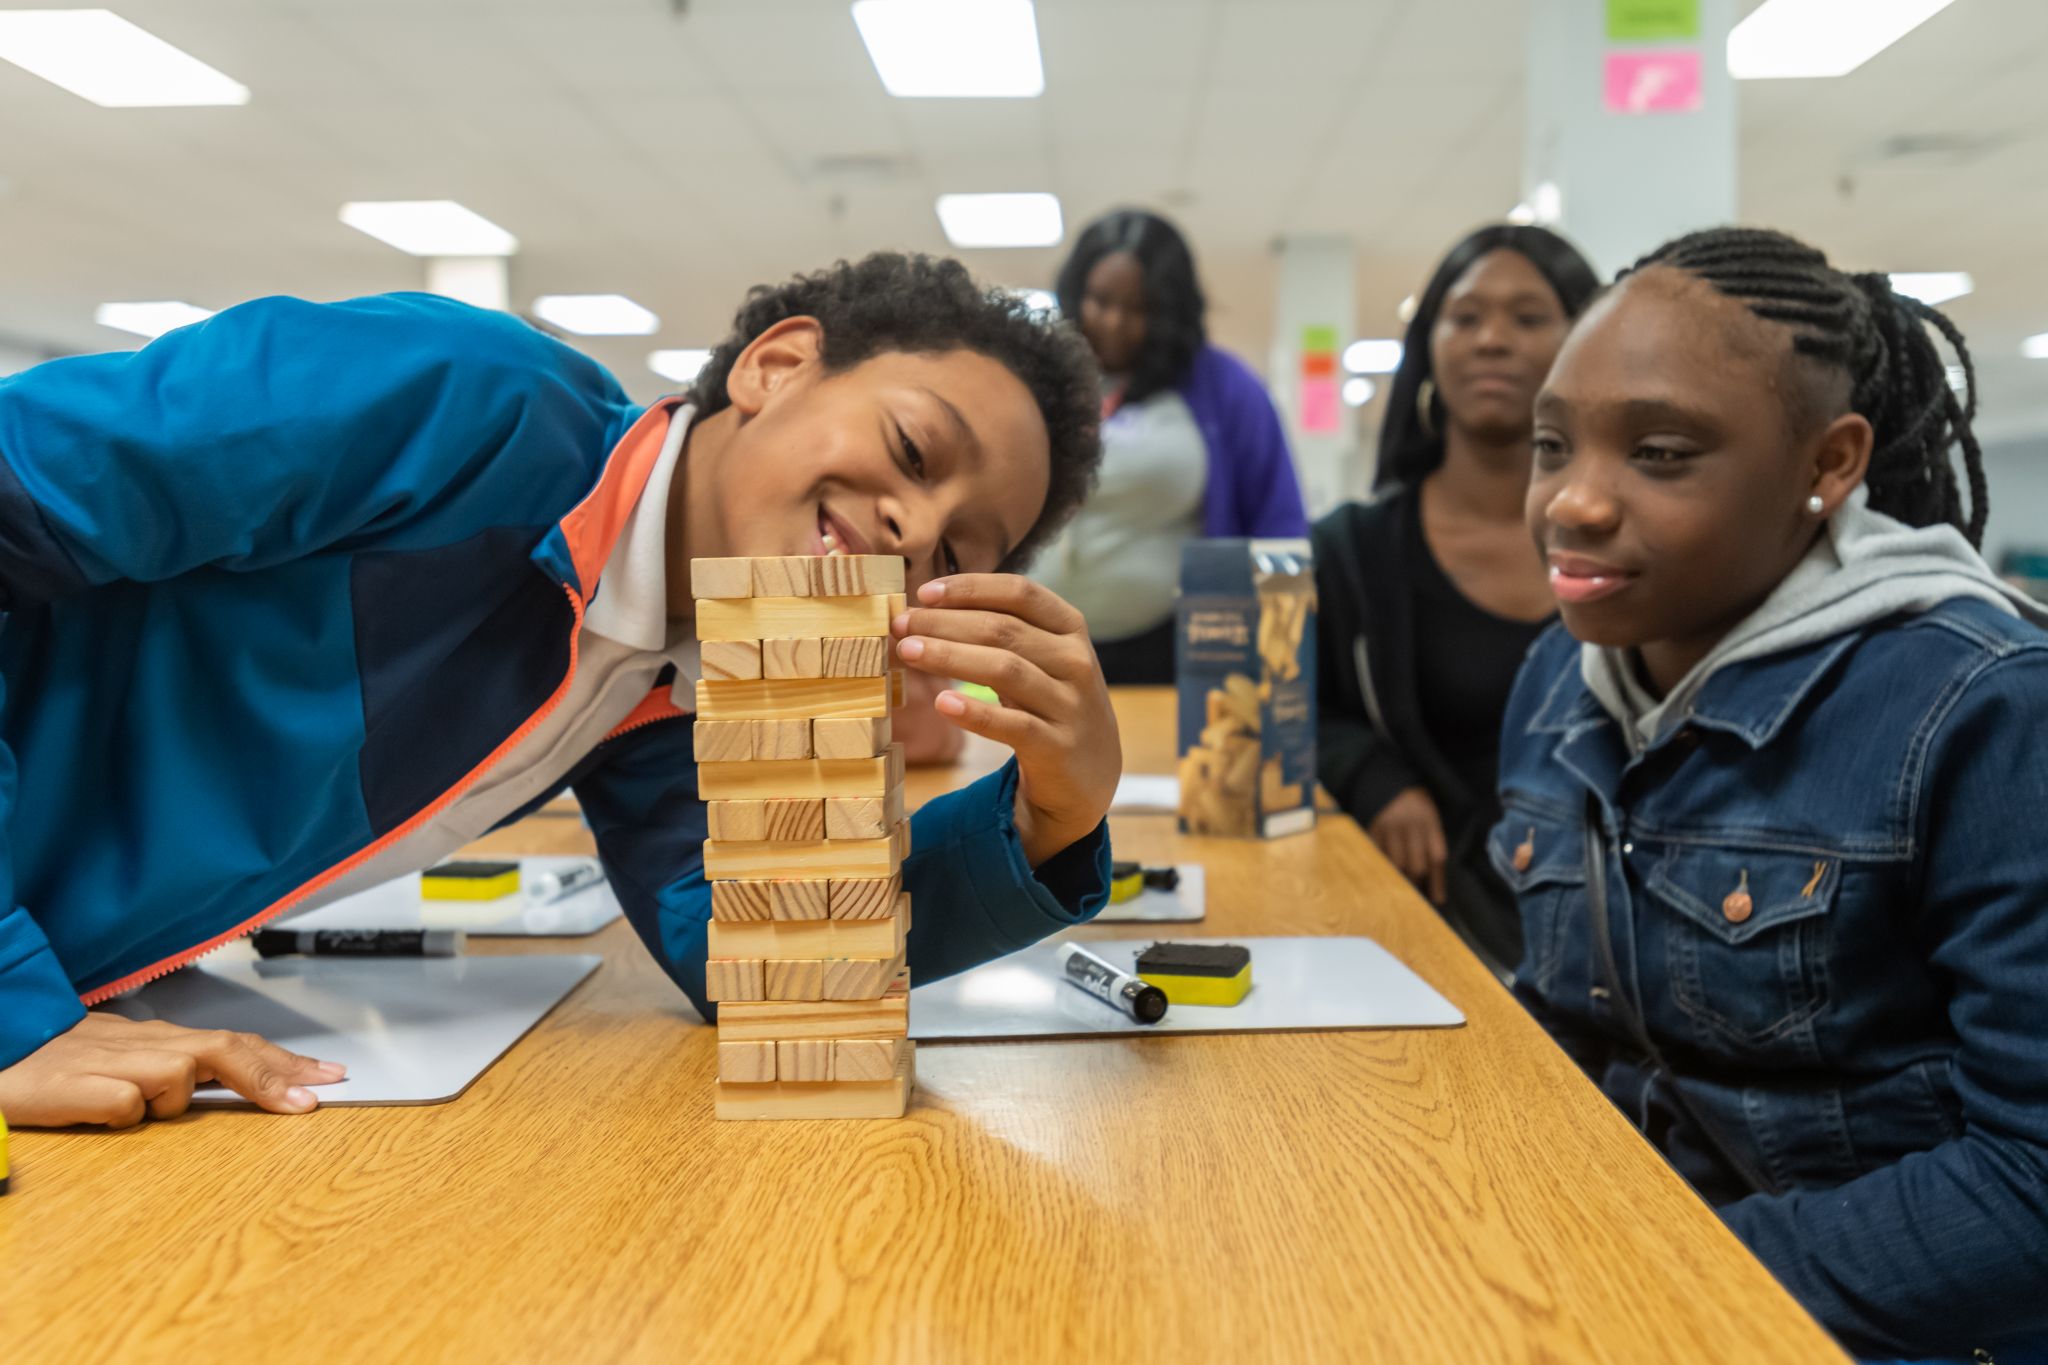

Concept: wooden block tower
[[693, 554, 914, 1120]]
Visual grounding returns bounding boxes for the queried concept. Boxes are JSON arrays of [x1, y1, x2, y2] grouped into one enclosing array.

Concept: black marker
[[252, 928, 465, 958], [1057, 942, 1168, 1024]]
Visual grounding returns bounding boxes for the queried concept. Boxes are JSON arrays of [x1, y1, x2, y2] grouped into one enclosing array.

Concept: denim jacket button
[[1722, 890, 1754, 923], [1513, 834, 1535, 872]]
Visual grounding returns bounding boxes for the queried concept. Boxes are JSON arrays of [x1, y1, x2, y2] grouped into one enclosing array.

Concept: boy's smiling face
[[678, 317, 1052, 596]]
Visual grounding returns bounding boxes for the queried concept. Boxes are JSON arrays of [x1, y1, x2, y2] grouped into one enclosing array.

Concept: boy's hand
[[0, 1011, 346, 1128], [892, 575, 1120, 867]]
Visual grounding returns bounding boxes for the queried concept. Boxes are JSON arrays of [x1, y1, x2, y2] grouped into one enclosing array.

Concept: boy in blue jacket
[[0, 253, 1119, 1127]]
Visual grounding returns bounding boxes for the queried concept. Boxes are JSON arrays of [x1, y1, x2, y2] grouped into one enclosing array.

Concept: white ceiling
[[0, 0, 2044, 436]]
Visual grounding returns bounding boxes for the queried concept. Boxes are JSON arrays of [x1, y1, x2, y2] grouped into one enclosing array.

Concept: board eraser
[[421, 860, 520, 901], [1135, 942, 1251, 1007]]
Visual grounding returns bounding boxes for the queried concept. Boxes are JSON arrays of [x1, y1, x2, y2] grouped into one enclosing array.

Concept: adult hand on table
[[0, 1011, 346, 1127], [1368, 786, 1448, 905], [891, 575, 1120, 867]]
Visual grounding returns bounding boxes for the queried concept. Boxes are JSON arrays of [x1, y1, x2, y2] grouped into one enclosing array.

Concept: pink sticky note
[[1603, 49, 1702, 114], [1300, 377, 1341, 434]]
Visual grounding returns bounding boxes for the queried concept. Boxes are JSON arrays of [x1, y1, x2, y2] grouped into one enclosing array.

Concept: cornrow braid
[[1620, 227, 1989, 547]]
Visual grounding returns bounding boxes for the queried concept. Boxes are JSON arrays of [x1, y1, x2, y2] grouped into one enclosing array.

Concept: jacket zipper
[[80, 583, 589, 1005], [1353, 635, 1393, 744]]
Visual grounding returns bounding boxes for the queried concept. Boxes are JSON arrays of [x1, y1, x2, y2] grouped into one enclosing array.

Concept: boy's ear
[[725, 317, 825, 417], [1809, 410, 1874, 511]]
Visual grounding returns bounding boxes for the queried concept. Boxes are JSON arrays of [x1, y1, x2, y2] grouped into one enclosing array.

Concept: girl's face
[[1078, 251, 1146, 376], [1526, 267, 1870, 683], [1427, 248, 1571, 443], [687, 318, 1052, 592]]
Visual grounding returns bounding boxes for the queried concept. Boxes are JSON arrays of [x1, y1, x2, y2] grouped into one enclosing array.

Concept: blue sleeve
[[0, 291, 627, 601], [571, 722, 1111, 1021], [1720, 651, 2048, 1358], [1193, 348, 1308, 538]]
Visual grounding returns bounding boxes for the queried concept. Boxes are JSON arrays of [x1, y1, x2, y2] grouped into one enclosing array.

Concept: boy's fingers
[[933, 689, 1054, 754], [897, 637, 1064, 716], [70, 1076, 149, 1129], [916, 575, 1085, 636], [131, 1049, 201, 1120], [894, 608, 1094, 683], [182, 1030, 320, 1113]]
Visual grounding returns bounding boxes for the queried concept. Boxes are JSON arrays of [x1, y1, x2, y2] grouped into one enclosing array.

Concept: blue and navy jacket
[[0, 292, 1110, 1070], [1493, 604, 2048, 1360]]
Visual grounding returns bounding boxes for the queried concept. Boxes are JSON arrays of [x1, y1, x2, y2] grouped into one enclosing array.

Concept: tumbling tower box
[[693, 555, 914, 1119]]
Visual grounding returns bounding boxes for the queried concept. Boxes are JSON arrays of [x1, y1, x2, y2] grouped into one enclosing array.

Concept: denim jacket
[[1492, 599, 2048, 1359]]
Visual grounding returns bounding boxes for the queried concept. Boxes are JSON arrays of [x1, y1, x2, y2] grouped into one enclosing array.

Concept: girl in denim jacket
[[1497, 226, 2048, 1361]]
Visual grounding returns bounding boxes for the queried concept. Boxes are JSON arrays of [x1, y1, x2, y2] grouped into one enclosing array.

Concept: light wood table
[[1, 689, 1845, 1363]]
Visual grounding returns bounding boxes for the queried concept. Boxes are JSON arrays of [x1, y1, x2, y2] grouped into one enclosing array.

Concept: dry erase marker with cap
[[529, 860, 604, 904], [252, 929, 464, 958], [1057, 942, 1168, 1024]]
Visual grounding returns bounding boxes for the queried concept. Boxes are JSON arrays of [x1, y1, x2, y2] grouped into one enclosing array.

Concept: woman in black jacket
[[1315, 225, 1598, 973]]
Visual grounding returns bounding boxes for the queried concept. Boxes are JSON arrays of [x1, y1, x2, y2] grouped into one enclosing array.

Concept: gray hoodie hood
[[1583, 486, 2048, 751]]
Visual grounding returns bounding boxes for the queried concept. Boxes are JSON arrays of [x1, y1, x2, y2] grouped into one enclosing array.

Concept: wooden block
[[767, 879, 830, 921], [887, 593, 907, 620], [775, 1039, 833, 1082], [751, 557, 815, 597], [811, 554, 906, 596], [822, 951, 906, 1001], [751, 718, 811, 760], [692, 720, 753, 763], [705, 958, 764, 1002], [812, 716, 892, 760], [716, 1040, 776, 1083], [711, 881, 773, 921], [704, 832, 902, 881], [697, 754, 891, 800], [695, 677, 888, 722], [709, 912, 905, 960], [891, 820, 910, 862], [821, 636, 889, 677], [889, 668, 906, 710], [762, 637, 824, 679], [832, 1037, 904, 1083], [714, 1043, 913, 1120], [716, 986, 909, 1043], [690, 558, 753, 600], [700, 639, 762, 682], [763, 798, 826, 841], [828, 873, 902, 920], [706, 799, 768, 842], [696, 596, 892, 642], [764, 958, 826, 1001], [825, 786, 903, 841]]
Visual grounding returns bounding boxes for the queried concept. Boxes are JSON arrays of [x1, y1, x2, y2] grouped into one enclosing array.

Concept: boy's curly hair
[[691, 252, 1102, 570]]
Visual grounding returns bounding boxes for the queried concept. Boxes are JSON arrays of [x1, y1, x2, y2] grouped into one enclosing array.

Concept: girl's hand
[[0, 1011, 346, 1127], [891, 575, 1120, 866], [1368, 786, 1449, 905]]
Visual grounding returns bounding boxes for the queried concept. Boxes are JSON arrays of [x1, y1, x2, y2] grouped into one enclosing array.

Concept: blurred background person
[[1034, 209, 1307, 684], [1314, 224, 1599, 972]]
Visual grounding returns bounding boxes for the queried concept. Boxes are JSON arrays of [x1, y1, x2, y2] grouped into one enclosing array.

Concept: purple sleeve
[[1180, 346, 1309, 538]]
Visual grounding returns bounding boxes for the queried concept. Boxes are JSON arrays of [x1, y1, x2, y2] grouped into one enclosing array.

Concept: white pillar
[[1524, 0, 1738, 279], [426, 256, 510, 312], [1267, 236, 1358, 519]]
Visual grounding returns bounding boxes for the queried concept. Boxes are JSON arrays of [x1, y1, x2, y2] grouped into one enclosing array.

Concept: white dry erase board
[[1110, 773, 1179, 814], [279, 857, 623, 937], [105, 945, 601, 1105], [910, 936, 1463, 1042], [1092, 863, 1205, 923]]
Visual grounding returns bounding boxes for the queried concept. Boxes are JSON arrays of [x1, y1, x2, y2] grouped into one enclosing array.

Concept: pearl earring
[[1806, 494, 1826, 516]]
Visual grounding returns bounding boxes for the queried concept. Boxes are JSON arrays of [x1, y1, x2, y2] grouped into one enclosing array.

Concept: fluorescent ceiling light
[[1728, 0, 1958, 80], [935, 192, 1063, 248], [1011, 287, 1058, 316], [534, 294, 659, 336], [649, 349, 713, 383], [0, 9, 248, 107], [852, 0, 1044, 98], [2022, 333, 2048, 360], [1342, 377, 1378, 408], [1889, 271, 1973, 306], [1342, 339, 1403, 375], [339, 201, 518, 257], [95, 301, 215, 339]]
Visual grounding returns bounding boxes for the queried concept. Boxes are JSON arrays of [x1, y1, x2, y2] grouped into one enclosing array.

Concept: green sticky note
[[1606, 0, 1698, 41], [958, 682, 1000, 705], [1299, 325, 1339, 354]]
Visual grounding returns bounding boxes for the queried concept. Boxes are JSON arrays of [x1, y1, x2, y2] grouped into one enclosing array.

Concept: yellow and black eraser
[[421, 859, 521, 901], [1135, 942, 1252, 1007]]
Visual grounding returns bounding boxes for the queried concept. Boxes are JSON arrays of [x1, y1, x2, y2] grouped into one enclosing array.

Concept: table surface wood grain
[[1, 689, 1845, 1363]]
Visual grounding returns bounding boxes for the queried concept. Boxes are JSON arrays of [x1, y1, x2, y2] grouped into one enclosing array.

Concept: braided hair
[[1620, 227, 1988, 547]]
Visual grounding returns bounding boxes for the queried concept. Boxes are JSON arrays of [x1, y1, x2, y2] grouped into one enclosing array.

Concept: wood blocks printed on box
[[695, 555, 914, 1120]]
